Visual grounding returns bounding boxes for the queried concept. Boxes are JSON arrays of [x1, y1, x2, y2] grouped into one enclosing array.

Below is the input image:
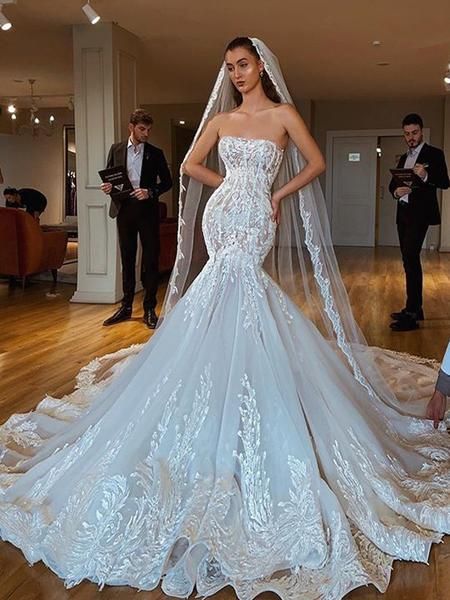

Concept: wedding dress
[[0, 135, 449, 600]]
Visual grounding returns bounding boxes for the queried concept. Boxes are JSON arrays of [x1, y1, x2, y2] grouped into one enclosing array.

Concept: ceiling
[[0, 0, 449, 105]]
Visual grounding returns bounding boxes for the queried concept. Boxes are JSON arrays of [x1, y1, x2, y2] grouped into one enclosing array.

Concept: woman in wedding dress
[[0, 37, 449, 600]]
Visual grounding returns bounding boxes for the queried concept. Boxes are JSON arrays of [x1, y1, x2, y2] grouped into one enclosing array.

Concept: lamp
[[0, 4, 12, 30], [7, 79, 57, 137], [82, 1, 101, 25]]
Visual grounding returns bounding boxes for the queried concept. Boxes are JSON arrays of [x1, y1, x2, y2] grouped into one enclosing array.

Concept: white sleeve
[[441, 341, 450, 376]]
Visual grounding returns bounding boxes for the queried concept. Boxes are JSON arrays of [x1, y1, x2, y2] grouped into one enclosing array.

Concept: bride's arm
[[183, 116, 224, 188], [275, 105, 325, 202]]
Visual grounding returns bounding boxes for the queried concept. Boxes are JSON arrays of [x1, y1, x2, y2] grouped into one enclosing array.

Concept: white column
[[71, 23, 140, 303], [439, 96, 450, 252]]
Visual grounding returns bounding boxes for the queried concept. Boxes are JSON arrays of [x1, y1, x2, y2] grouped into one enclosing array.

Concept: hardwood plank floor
[[0, 247, 449, 600]]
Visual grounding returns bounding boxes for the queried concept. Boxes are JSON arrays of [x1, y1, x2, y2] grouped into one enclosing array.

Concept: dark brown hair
[[4, 187, 18, 196], [129, 108, 154, 126], [225, 37, 281, 106], [402, 113, 423, 129]]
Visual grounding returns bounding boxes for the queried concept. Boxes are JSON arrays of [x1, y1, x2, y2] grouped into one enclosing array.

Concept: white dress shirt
[[127, 138, 144, 189], [398, 141, 426, 204]]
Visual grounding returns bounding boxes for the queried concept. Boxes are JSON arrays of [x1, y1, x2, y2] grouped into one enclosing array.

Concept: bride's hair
[[225, 37, 281, 106]]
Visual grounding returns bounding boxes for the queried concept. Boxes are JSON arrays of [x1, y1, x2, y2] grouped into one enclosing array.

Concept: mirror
[[63, 125, 77, 221]]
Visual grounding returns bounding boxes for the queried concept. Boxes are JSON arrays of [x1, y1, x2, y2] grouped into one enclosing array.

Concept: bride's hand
[[271, 193, 281, 224], [425, 389, 446, 429]]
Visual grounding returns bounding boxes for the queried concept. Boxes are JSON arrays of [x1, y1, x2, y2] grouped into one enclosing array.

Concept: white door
[[331, 136, 378, 246], [376, 136, 404, 246]]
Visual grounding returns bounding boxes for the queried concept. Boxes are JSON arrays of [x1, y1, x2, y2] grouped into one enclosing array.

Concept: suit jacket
[[106, 141, 173, 218], [389, 143, 449, 226]]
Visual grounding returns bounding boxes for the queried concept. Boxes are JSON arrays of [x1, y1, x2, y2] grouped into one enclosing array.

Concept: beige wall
[[0, 107, 74, 225], [313, 97, 446, 154], [314, 97, 446, 191], [313, 97, 447, 248], [142, 103, 204, 166]]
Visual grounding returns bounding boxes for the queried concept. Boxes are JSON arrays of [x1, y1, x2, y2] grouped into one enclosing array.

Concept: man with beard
[[101, 109, 172, 329], [389, 113, 449, 331]]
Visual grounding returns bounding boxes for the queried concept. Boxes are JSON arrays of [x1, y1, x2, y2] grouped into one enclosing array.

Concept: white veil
[[160, 37, 436, 413]]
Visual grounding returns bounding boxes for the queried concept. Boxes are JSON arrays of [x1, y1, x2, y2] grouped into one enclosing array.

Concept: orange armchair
[[0, 207, 68, 286]]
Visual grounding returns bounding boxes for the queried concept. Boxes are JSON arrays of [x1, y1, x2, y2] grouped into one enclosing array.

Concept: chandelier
[[4, 79, 70, 137]]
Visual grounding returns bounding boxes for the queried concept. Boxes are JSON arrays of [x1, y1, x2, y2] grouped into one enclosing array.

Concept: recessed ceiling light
[[372, 40, 382, 47], [179, 120, 186, 125], [377, 62, 390, 67]]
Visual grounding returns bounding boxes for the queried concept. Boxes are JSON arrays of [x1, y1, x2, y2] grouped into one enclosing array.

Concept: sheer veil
[[160, 37, 437, 414]]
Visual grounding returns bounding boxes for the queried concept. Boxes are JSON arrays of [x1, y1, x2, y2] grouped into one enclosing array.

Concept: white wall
[[0, 107, 74, 224]]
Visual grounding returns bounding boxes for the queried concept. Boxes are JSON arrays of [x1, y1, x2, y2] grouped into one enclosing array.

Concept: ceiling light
[[179, 120, 186, 125], [7, 103, 16, 113], [0, 5, 12, 30], [82, 2, 101, 25], [444, 74, 450, 85]]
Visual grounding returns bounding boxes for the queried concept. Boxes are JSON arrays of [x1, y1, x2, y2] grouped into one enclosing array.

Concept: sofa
[[0, 207, 68, 287]]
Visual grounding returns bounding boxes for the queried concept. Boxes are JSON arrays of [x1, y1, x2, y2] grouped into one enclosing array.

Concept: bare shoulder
[[206, 112, 235, 134], [275, 103, 304, 122], [206, 112, 226, 129]]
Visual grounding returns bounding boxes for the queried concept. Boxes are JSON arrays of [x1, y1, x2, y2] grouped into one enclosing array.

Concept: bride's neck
[[239, 86, 271, 114]]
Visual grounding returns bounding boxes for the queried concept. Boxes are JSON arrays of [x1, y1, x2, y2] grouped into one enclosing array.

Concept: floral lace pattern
[[0, 138, 449, 600]]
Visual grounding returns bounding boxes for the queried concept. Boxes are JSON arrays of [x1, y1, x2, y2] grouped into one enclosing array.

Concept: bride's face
[[225, 47, 263, 95]]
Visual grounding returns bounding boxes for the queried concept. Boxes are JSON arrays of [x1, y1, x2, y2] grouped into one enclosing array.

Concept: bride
[[0, 37, 449, 600]]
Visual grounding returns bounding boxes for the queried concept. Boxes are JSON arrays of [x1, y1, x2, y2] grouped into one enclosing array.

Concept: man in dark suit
[[389, 113, 449, 331], [101, 109, 172, 329]]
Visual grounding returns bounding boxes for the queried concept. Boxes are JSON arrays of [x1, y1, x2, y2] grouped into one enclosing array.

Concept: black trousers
[[397, 206, 429, 314], [116, 200, 159, 311]]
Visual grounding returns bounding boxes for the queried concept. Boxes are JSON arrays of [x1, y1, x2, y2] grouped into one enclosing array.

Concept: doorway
[[376, 136, 404, 246], [326, 128, 431, 247]]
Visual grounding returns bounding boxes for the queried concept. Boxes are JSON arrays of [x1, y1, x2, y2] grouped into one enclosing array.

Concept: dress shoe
[[143, 308, 158, 329], [390, 308, 424, 321], [103, 305, 132, 326], [390, 317, 419, 331]]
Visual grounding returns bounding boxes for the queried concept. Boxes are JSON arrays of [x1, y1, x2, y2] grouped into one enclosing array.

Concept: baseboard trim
[[70, 290, 120, 304]]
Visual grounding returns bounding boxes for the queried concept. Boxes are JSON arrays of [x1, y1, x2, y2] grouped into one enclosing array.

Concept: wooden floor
[[0, 247, 449, 600]]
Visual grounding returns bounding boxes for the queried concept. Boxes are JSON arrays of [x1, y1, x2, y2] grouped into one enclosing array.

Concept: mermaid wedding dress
[[0, 136, 449, 600]]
